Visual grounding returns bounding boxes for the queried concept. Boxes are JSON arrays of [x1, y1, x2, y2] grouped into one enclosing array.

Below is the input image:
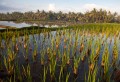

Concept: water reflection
[[0, 21, 68, 28]]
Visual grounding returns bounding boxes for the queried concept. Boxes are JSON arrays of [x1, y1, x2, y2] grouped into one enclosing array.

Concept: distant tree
[[0, 8, 120, 23]]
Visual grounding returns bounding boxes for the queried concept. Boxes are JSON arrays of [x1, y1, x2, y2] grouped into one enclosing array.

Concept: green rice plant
[[23, 41, 29, 63], [94, 40, 101, 61], [40, 50, 45, 65], [3, 46, 16, 76], [59, 65, 64, 82], [49, 51, 57, 81], [32, 41, 38, 62], [112, 40, 118, 67], [89, 47, 95, 64], [22, 64, 32, 82], [43, 66, 48, 82], [65, 72, 70, 82], [73, 56, 80, 75], [101, 46, 111, 82], [14, 61, 22, 82], [86, 65, 98, 82], [1, 23, 120, 82], [3, 56, 14, 76]]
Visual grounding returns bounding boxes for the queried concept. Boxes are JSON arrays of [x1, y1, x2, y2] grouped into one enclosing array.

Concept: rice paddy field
[[0, 23, 120, 82]]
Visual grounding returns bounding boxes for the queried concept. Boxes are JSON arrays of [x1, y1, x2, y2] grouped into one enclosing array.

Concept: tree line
[[0, 8, 120, 23]]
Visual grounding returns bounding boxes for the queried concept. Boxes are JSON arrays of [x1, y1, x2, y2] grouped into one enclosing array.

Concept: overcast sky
[[0, 0, 120, 14]]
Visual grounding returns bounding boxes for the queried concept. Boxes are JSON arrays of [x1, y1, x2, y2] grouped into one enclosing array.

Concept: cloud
[[0, 4, 18, 13], [0, 5, 13, 10], [82, 3, 120, 14], [0, 1, 22, 13], [48, 4, 55, 11], [83, 3, 109, 11]]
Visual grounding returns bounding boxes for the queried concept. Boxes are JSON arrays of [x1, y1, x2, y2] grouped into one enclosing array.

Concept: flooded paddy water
[[0, 24, 120, 82], [0, 21, 68, 29]]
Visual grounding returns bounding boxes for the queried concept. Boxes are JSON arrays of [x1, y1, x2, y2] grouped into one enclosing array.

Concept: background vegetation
[[0, 8, 120, 23]]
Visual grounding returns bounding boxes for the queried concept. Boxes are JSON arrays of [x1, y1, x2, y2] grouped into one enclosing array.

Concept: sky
[[0, 0, 120, 14]]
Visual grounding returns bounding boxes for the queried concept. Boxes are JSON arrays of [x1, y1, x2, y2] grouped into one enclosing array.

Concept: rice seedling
[[22, 64, 32, 82], [49, 50, 57, 81], [112, 40, 118, 67], [100, 46, 111, 82], [86, 65, 98, 82], [0, 23, 120, 82], [43, 66, 48, 82]]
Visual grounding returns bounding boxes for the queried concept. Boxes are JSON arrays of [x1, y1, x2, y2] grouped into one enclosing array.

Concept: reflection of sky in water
[[0, 21, 67, 28], [0, 21, 34, 28]]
